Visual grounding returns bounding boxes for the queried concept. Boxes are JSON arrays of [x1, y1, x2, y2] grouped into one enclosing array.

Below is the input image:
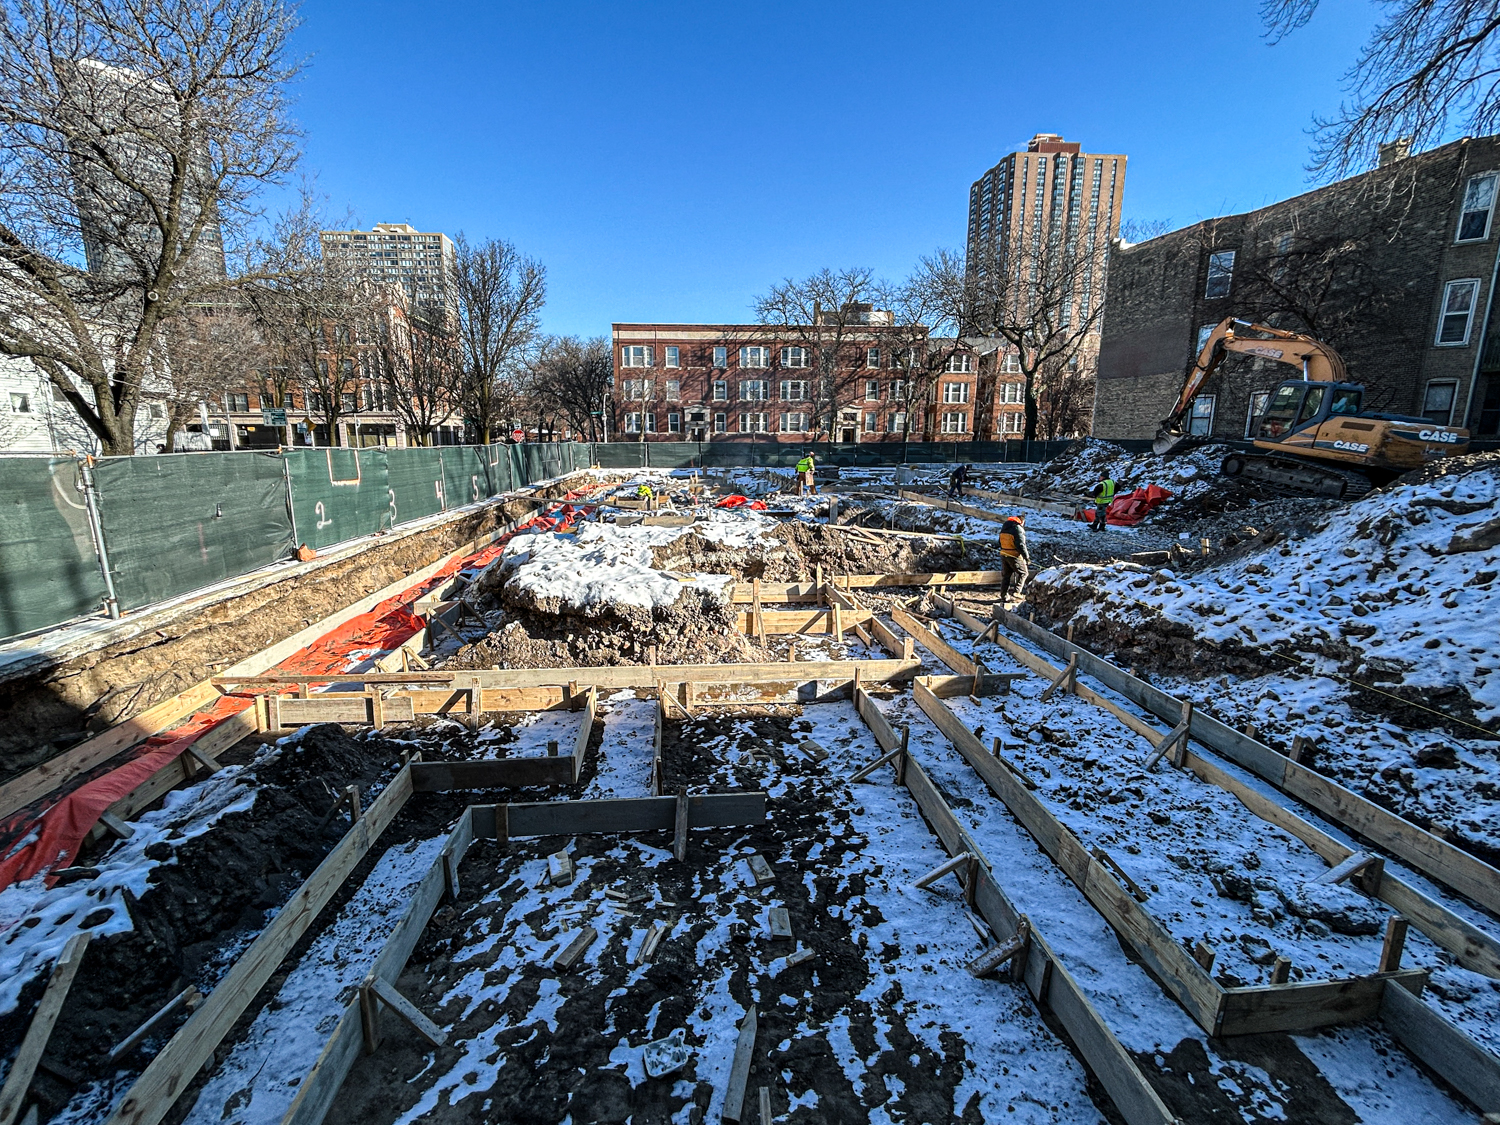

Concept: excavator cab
[[1254, 381, 1364, 441]]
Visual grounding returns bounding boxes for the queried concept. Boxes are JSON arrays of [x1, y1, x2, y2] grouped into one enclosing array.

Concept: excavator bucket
[[1153, 428, 1196, 457]]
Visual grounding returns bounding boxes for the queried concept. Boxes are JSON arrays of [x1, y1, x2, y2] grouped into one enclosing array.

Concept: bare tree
[[530, 335, 612, 441], [452, 235, 546, 444], [753, 267, 885, 440], [1034, 354, 1096, 439], [1119, 217, 1173, 244], [0, 0, 300, 455], [377, 295, 455, 446], [154, 301, 264, 450], [1265, 0, 1500, 177]]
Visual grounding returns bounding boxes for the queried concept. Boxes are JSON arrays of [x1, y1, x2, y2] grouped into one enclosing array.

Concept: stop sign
[[511, 428, 525, 443]]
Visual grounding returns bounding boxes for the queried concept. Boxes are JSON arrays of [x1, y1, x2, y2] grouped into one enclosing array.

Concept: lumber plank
[[367, 977, 445, 1047], [572, 687, 597, 783], [1381, 978, 1500, 1113], [0, 932, 90, 1125], [478, 793, 766, 838], [408, 757, 574, 791], [104, 766, 415, 1125], [723, 1005, 758, 1123], [1216, 972, 1425, 1037], [733, 608, 872, 635], [853, 687, 901, 752], [891, 608, 975, 676]]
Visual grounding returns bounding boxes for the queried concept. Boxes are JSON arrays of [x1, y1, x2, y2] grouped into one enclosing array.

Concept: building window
[[227, 392, 249, 412], [713, 347, 728, 369], [779, 380, 808, 401], [866, 348, 880, 368], [1422, 380, 1458, 425], [308, 392, 327, 412], [890, 379, 907, 401], [644, 413, 657, 433], [665, 346, 680, 368], [1196, 323, 1216, 354], [946, 354, 973, 373], [1246, 390, 1271, 438], [1437, 279, 1481, 345], [998, 382, 1024, 405], [739, 346, 769, 368], [668, 412, 681, 433], [1001, 353, 1021, 374], [1000, 411, 1024, 435], [148, 402, 165, 420], [780, 346, 809, 368], [713, 412, 727, 433], [621, 345, 654, 368], [888, 412, 907, 433], [780, 412, 809, 432], [1189, 394, 1216, 436], [341, 392, 358, 413], [740, 379, 768, 401], [9, 392, 30, 413], [740, 412, 767, 432], [1458, 173, 1499, 241], [942, 382, 971, 404], [625, 413, 641, 433], [864, 411, 878, 432], [865, 380, 879, 401], [623, 378, 652, 400], [665, 379, 680, 400], [940, 411, 968, 434], [1204, 250, 1235, 299], [712, 380, 728, 401]]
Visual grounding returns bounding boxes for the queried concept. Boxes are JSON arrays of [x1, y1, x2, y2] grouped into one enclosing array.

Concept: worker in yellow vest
[[1090, 474, 1117, 532], [796, 453, 817, 497], [637, 482, 655, 509], [997, 512, 1029, 604]]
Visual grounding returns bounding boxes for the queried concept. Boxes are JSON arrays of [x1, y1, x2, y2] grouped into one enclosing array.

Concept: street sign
[[261, 408, 287, 426], [511, 427, 525, 442]]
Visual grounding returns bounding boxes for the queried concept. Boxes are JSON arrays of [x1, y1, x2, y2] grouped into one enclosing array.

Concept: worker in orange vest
[[998, 512, 1029, 605]]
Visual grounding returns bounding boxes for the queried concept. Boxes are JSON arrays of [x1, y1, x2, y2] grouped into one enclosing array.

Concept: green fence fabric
[[94, 451, 294, 612], [284, 447, 395, 551], [0, 457, 107, 638], [585, 439, 1080, 469]]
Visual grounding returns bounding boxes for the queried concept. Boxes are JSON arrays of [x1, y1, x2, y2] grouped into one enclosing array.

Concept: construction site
[[0, 432, 1497, 1125]]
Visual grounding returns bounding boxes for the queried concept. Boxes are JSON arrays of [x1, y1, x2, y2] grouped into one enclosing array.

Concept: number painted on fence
[[435, 480, 445, 511], [471, 474, 480, 502], [315, 500, 332, 530], [388, 487, 398, 525]]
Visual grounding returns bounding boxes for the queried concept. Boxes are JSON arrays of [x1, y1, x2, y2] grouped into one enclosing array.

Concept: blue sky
[[282, 0, 1384, 337]]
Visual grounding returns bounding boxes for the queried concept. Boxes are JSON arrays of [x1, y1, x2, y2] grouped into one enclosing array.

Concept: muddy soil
[[0, 498, 543, 785]]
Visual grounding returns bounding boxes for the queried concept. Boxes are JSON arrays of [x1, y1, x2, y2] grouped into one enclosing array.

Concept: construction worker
[[948, 463, 971, 498], [997, 512, 1029, 605], [637, 482, 655, 509], [1090, 473, 1117, 533], [795, 452, 817, 497]]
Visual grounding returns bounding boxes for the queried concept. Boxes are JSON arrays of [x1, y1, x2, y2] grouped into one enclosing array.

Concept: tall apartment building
[[965, 133, 1127, 331], [320, 223, 457, 308]]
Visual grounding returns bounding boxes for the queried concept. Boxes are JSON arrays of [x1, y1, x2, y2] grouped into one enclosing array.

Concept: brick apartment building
[[1094, 136, 1500, 442], [609, 322, 1029, 443]]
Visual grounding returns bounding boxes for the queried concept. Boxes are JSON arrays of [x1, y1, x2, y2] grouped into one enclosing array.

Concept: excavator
[[1153, 317, 1470, 498]]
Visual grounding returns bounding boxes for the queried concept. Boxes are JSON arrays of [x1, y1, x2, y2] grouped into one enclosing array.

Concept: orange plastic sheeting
[[1073, 485, 1173, 526]]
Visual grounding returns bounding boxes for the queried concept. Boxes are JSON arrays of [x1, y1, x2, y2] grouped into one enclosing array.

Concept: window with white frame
[[866, 347, 880, 368], [779, 380, 807, 401], [739, 346, 769, 368], [740, 379, 768, 401], [228, 392, 249, 412], [998, 382, 1024, 405], [623, 378, 652, 400], [624, 413, 642, 433], [1204, 250, 1235, 299], [1197, 323, 1216, 353], [890, 379, 907, 401], [664, 346, 680, 368], [1246, 390, 1270, 438], [712, 380, 727, 401], [1001, 353, 1021, 374], [9, 392, 30, 413], [942, 382, 971, 404], [665, 379, 680, 400], [1188, 394, 1216, 436], [1438, 279, 1481, 345], [864, 411, 877, 431], [668, 412, 681, 433], [713, 346, 728, 369], [740, 412, 767, 432], [941, 411, 968, 434], [1000, 411, 1024, 435], [946, 353, 973, 373], [1423, 380, 1459, 425], [713, 412, 727, 433], [148, 402, 164, 419], [780, 412, 809, 432], [621, 345, 654, 367], [780, 346, 808, 368], [1458, 173, 1499, 241], [644, 413, 657, 433], [887, 412, 907, 433], [865, 380, 879, 401]]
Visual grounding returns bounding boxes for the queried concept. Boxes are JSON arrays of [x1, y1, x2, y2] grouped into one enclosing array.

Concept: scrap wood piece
[[635, 920, 668, 965], [912, 851, 975, 891], [106, 986, 204, 1065], [548, 850, 574, 886], [848, 745, 903, 784], [554, 926, 598, 972], [759, 1086, 772, 1124], [783, 948, 815, 970], [722, 1005, 758, 1123], [967, 919, 1031, 979], [767, 907, 793, 939], [361, 976, 446, 1050], [747, 854, 775, 886], [0, 932, 90, 1125], [1039, 653, 1078, 703], [1143, 701, 1194, 771], [1316, 850, 1383, 890], [1090, 848, 1150, 903]]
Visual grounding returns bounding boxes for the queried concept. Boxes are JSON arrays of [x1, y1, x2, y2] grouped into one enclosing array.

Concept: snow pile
[[1004, 438, 1233, 502], [1032, 458, 1500, 721], [498, 530, 685, 611]]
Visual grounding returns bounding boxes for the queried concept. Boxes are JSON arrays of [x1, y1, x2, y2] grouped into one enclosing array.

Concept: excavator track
[[1220, 451, 1375, 500]]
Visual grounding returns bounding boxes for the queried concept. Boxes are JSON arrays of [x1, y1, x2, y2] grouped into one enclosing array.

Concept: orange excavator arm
[[1156, 318, 1349, 453]]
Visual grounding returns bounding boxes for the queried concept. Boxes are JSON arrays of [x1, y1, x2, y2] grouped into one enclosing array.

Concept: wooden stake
[[366, 977, 446, 1047], [1289, 734, 1310, 764], [1066, 621, 1075, 644], [1039, 653, 1077, 702], [895, 725, 909, 787], [1193, 940, 1216, 972], [912, 851, 975, 890], [674, 787, 690, 863], [1270, 957, 1292, 984], [345, 784, 361, 823], [723, 1006, 758, 1123], [107, 987, 203, 1065], [848, 746, 902, 783], [967, 920, 1030, 978], [759, 1086, 773, 1124], [1379, 916, 1409, 973], [359, 974, 382, 1054]]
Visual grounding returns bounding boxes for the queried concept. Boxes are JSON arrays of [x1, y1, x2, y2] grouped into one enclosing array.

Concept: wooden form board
[[103, 765, 417, 1125], [911, 677, 1429, 1038], [850, 687, 1179, 1125], [728, 571, 1006, 603], [951, 603, 1500, 981], [471, 792, 766, 839], [899, 490, 1080, 521], [732, 608, 872, 635], [281, 807, 478, 1125], [960, 487, 1082, 515], [997, 610, 1500, 927], [890, 607, 976, 677]]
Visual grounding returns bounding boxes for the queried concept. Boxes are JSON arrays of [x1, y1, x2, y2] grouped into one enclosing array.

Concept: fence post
[[76, 456, 120, 619], [282, 453, 300, 549]]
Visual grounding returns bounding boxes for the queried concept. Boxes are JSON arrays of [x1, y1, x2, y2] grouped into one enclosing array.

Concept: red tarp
[[0, 501, 584, 890], [1074, 485, 1173, 527], [715, 495, 768, 510]]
